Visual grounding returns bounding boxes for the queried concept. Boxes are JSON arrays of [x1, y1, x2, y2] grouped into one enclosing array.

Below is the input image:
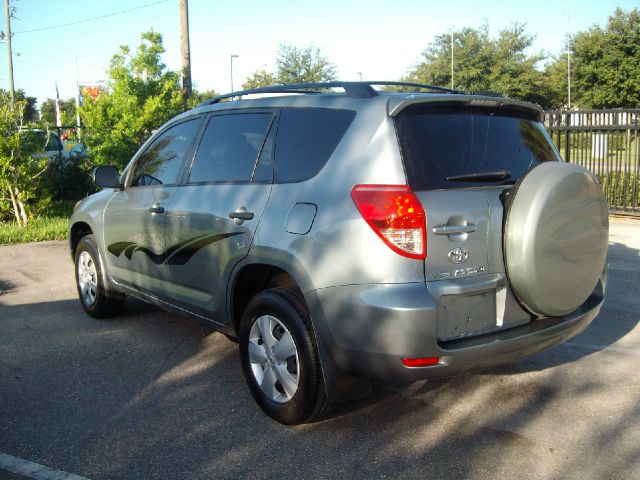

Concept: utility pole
[[4, 0, 15, 106], [74, 53, 82, 138], [179, 0, 192, 101]]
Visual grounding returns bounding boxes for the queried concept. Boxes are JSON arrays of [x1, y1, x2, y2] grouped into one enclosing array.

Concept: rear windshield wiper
[[446, 170, 511, 182]]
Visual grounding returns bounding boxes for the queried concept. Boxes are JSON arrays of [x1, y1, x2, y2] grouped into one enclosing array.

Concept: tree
[[403, 23, 548, 105], [275, 44, 337, 84], [543, 54, 569, 109], [80, 30, 184, 169], [242, 44, 337, 89], [0, 89, 38, 123], [553, 8, 640, 108], [0, 93, 48, 225], [40, 97, 77, 126], [242, 69, 277, 89], [189, 88, 219, 105]]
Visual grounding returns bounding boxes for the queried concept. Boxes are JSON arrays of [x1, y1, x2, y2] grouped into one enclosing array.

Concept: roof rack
[[197, 81, 465, 106]]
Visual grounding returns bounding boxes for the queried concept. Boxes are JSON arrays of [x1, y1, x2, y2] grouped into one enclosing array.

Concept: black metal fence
[[544, 109, 640, 215]]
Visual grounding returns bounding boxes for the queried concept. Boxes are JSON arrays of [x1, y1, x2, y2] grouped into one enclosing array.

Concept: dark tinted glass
[[189, 113, 273, 183], [275, 108, 356, 183], [395, 106, 559, 191], [130, 119, 201, 187]]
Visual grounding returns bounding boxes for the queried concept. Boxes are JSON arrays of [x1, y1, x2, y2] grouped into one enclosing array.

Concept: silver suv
[[69, 82, 609, 424]]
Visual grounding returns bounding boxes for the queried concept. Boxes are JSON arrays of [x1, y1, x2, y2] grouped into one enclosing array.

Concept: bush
[[41, 153, 97, 205], [595, 171, 640, 209]]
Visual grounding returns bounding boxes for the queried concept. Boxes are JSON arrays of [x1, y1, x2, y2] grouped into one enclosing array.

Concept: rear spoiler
[[388, 94, 543, 122]]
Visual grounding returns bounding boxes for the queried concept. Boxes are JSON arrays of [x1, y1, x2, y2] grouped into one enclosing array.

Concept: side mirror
[[94, 166, 120, 188]]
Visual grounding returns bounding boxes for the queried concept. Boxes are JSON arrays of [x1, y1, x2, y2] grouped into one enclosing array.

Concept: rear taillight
[[351, 184, 426, 260]]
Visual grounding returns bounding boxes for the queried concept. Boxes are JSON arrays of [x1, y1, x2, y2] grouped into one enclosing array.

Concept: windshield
[[395, 105, 559, 191]]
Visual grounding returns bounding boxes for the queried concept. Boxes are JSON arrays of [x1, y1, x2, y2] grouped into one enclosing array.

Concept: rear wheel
[[239, 287, 331, 424], [74, 234, 124, 318]]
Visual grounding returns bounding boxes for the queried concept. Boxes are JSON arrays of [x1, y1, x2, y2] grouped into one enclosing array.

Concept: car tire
[[74, 234, 124, 318], [239, 287, 331, 425]]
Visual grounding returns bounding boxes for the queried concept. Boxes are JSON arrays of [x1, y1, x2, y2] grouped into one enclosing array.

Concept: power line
[[13, 0, 170, 34]]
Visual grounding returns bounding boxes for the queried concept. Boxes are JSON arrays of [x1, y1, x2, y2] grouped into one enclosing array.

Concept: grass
[[0, 216, 68, 245]]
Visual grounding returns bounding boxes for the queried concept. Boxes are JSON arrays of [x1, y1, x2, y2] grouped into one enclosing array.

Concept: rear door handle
[[148, 205, 165, 214], [229, 207, 254, 224], [432, 223, 476, 235]]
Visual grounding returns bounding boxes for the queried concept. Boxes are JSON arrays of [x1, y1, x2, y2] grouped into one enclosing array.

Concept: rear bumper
[[306, 268, 607, 383]]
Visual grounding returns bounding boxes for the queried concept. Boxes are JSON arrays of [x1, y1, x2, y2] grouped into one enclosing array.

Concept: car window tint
[[189, 113, 273, 183], [395, 105, 559, 191], [274, 108, 356, 183], [130, 119, 201, 187]]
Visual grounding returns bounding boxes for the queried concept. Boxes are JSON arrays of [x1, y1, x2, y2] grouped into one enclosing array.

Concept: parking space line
[[0, 452, 90, 480]]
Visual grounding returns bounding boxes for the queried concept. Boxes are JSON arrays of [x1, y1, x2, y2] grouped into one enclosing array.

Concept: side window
[[130, 118, 201, 187], [274, 108, 356, 183], [188, 113, 273, 183]]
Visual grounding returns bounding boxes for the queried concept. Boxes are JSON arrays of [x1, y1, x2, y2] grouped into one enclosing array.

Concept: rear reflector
[[401, 357, 440, 367], [351, 184, 426, 259]]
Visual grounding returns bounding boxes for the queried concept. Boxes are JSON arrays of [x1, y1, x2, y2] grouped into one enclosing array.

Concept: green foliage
[[80, 30, 185, 170], [404, 22, 547, 105], [40, 97, 77, 126], [569, 8, 640, 108], [188, 88, 219, 107], [542, 54, 570, 109], [242, 44, 337, 90], [0, 93, 50, 226], [41, 153, 97, 204], [242, 69, 277, 89], [0, 89, 38, 123], [596, 171, 639, 209], [275, 44, 337, 84], [0, 214, 68, 245]]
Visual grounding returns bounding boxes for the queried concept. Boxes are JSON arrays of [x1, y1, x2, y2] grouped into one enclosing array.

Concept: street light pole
[[230, 54, 239, 92], [4, 0, 15, 106], [567, 0, 571, 109], [450, 27, 454, 90], [356, 72, 362, 81]]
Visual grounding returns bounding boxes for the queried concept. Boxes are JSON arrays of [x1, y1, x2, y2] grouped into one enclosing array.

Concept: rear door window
[[274, 108, 356, 183], [188, 113, 274, 183], [395, 105, 559, 191]]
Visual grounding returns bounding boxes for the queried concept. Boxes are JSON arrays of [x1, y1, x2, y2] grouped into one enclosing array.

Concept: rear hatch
[[392, 99, 560, 340]]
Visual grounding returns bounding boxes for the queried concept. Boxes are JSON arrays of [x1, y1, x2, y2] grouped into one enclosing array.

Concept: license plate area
[[437, 290, 497, 341]]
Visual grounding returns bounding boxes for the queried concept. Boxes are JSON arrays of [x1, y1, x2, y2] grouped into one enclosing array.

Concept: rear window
[[395, 105, 559, 191], [274, 108, 355, 183]]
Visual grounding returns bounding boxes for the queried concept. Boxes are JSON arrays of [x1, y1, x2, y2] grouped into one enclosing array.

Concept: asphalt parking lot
[[0, 217, 638, 480]]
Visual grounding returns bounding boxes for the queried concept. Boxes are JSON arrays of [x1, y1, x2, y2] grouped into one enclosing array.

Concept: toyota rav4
[[69, 82, 609, 424]]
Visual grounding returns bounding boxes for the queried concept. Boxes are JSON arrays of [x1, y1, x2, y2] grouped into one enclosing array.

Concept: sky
[[1, 0, 638, 106]]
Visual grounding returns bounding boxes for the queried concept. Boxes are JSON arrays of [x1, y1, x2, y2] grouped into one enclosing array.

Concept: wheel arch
[[69, 221, 93, 258], [230, 263, 300, 335]]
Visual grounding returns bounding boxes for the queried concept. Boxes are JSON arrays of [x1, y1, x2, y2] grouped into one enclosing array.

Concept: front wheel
[[239, 287, 331, 424], [74, 234, 124, 318]]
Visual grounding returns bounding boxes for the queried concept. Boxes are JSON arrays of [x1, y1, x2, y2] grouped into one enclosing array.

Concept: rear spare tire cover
[[504, 162, 608, 317]]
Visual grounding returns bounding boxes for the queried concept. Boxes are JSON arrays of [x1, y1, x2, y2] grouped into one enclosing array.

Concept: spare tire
[[504, 162, 608, 317]]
